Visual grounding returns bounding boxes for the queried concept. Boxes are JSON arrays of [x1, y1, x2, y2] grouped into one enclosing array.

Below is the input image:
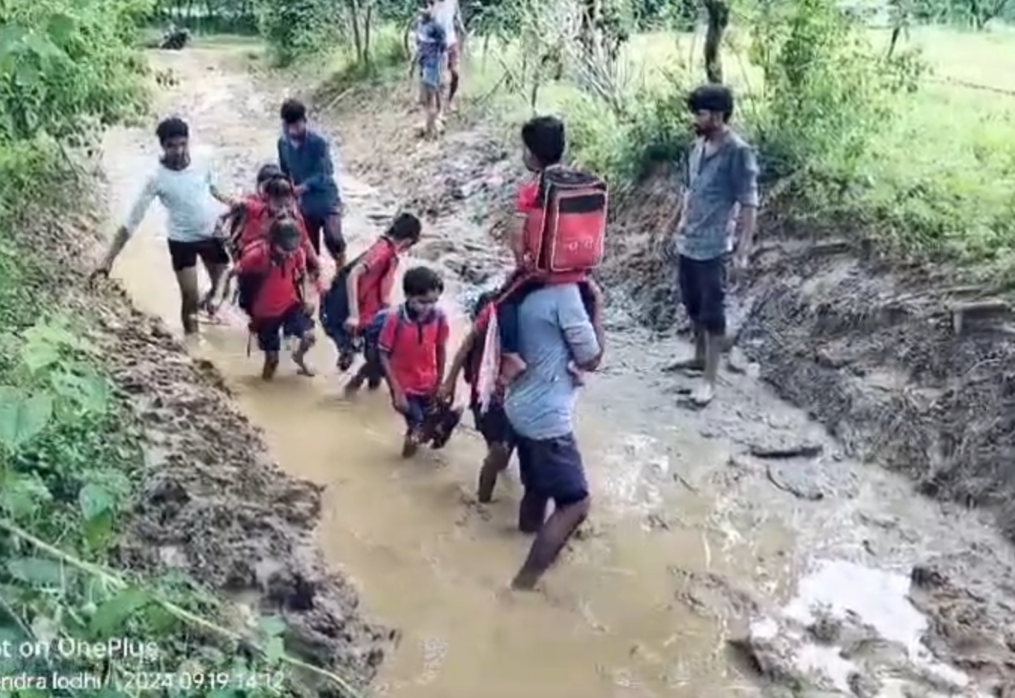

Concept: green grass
[[445, 24, 1015, 279]]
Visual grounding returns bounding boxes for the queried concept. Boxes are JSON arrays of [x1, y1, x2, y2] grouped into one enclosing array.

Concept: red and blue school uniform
[[377, 304, 449, 430], [235, 241, 314, 352]]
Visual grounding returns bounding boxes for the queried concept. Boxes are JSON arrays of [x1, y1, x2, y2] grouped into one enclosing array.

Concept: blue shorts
[[471, 401, 513, 447], [256, 306, 314, 353], [402, 393, 432, 432], [515, 433, 588, 506], [421, 62, 442, 89]]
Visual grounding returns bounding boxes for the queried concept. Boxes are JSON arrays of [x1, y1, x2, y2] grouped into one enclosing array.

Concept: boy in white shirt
[[91, 117, 236, 334]]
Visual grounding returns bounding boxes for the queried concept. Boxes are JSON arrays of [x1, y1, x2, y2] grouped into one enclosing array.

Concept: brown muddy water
[[97, 47, 1015, 698]]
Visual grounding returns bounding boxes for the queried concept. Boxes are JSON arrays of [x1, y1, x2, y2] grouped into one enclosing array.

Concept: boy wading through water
[[378, 266, 451, 458], [666, 84, 759, 406], [213, 217, 317, 380], [414, 1, 447, 139], [440, 290, 515, 503], [90, 117, 236, 334], [500, 116, 606, 591], [277, 99, 347, 267]]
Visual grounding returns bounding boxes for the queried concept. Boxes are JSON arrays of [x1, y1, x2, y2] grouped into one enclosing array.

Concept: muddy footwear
[[262, 352, 280, 381], [428, 406, 462, 450], [337, 349, 356, 372], [401, 431, 421, 458]]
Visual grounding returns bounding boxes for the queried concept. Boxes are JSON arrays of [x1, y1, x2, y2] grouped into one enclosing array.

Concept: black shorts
[[255, 305, 315, 353], [303, 211, 346, 259], [471, 401, 513, 448], [677, 254, 727, 336], [167, 238, 230, 273], [515, 433, 588, 506]]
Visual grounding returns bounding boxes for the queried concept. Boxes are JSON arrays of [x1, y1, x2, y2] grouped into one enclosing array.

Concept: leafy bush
[[254, 0, 338, 66]]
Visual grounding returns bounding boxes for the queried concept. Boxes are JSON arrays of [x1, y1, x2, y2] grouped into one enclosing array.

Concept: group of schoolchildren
[[204, 113, 606, 493]]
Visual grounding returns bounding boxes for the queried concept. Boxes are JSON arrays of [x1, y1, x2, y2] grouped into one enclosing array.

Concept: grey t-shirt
[[503, 285, 600, 440], [676, 130, 760, 261]]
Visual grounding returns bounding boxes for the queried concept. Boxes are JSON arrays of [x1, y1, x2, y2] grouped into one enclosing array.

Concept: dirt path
[[99, 47, 1015, 698]]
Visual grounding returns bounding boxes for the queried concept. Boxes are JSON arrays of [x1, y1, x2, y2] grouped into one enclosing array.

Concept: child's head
[[262, 177, 295, 215], [386, 212, 422, 251], [267, 216, 302, 255], [156, 117, 190, 170], [256, 163, 284, 195], [403, 265, 443, 317], [521, 115, 565, 173]]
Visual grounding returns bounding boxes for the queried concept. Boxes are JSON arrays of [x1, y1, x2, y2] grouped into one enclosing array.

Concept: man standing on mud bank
[[666, 84, 759, 407], [277, 99, 347, 266], [90, 117, 236, 335]]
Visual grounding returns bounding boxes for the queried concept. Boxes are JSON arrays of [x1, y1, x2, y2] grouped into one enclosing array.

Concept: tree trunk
[[702, 0, 729, 83]]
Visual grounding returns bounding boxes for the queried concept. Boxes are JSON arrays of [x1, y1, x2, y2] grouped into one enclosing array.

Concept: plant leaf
[[89, 587, 150, 635], [0, 388, 53, 451], [6, 557, 69, 587]]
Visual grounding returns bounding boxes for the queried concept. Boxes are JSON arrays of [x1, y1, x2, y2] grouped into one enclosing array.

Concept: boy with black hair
[[215, 217, 317, 380], [496, 115, 596, 386], [278, 99, 346, 265], [378, 265, 451, 457], [665, 83, 759, 406], [227, 166, 319, 269], [91, 117, 236, 335], [325, 212, 421, 384]]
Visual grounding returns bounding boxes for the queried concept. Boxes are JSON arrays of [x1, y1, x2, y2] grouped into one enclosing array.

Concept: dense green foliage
[[0, 1, 318, 695]]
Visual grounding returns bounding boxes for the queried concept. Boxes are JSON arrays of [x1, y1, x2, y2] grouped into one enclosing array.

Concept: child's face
[[407, 291, 440, 317], [266, 194, 291, 214]]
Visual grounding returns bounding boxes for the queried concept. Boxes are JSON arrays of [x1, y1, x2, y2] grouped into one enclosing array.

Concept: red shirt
[[378, 307, 449, 396], [355, 237, 399, 330], [237, 196, 319, 270], [516, 181, 539, 212], [236, 242, 309, 320]]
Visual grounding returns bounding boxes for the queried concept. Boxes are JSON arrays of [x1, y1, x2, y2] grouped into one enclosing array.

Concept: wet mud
[[17, 203, 391, 691], [312, 72, 1015, 696]]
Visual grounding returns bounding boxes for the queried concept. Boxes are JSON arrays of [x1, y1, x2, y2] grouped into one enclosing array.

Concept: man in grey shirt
[[503, 281, 604, 590], [667, 83, 759, 406]]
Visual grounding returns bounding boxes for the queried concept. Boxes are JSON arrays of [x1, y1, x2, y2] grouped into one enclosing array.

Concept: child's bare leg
[[500, 353, 527, 384], [262, 352, 280, 381], [477, 443, 511, 503], [344, 364, 368, 397], [293, 333, 316, 377]]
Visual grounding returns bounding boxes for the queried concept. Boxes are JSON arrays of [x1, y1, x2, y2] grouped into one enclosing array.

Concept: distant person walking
[[90, 117, 236, 335], [277, 99, 347, 267], [429, 0, 465, 115], [665, 84, 759, 407], [414, 0, 447, 139]]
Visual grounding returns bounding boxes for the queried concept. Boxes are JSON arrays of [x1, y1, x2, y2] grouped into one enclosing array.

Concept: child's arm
[[441, 328, 476, 397], [377, 316, 407, 410], [345, 261, 365, 327], [435, 314, 450, 395]]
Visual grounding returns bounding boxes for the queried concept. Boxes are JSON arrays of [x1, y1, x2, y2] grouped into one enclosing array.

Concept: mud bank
[[311, 78, 1015, 696], [41, 188, 392, 685]]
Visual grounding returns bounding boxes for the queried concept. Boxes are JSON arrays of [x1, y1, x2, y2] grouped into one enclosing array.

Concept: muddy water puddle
[[95, 47, 1015, 698]]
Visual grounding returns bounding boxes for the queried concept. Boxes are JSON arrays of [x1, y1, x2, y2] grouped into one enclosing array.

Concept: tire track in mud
[[96, 46, 1015, 698]]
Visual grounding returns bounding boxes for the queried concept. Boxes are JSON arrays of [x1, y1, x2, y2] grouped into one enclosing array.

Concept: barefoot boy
[[224, 217, 317, 380], [377, 266, 450, 457]]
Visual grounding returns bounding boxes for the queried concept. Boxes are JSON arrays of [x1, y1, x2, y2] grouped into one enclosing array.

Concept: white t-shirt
[[124, 159, 224, 242], [431, 0, 459, 47]]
